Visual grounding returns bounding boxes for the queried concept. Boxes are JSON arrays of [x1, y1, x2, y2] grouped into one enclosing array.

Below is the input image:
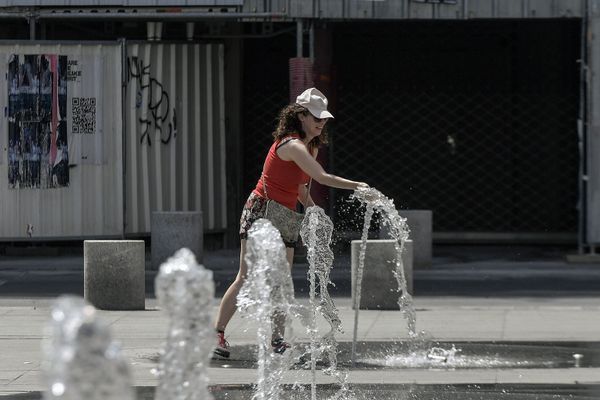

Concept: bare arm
[[297, 148, 317, 206], [278, 141, 367, 190]]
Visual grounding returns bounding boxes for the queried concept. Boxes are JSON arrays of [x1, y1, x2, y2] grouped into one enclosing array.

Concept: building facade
[[0, 0, 597, 251]]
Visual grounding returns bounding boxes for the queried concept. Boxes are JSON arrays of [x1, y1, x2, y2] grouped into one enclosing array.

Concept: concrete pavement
[[1, 297, 600, 396], [0, 245, 600, 397]]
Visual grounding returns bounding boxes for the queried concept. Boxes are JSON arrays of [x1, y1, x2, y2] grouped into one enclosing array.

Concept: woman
[[214, 88, 369, 358]]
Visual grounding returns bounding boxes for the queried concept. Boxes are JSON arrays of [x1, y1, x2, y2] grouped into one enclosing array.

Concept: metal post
[[28, 15, 35, 40], [120, 38, 128, 240], [578, 0, 589, 254], [586, 0, 600, 252], [296, 19, 303, 58]]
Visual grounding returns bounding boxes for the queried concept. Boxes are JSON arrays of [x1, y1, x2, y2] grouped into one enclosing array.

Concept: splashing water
[[350, 187, 417, 364], [42, 296, 134, 400], [238, 218, 313, 400], [300, 206, 352, 400], [154, 248, 215, 400], [358, 343, 466, 368], [426, 344, 460, 363]]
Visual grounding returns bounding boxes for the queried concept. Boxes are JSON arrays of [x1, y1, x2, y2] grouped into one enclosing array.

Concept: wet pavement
[[208, 340, 600, 370], [6, 384, 600, 400], [1, 245, 600, 398]]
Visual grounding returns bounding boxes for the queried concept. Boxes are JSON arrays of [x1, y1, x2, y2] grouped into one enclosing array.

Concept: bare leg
[[272, 246, 295, 341], [214, 240, 248, 332]]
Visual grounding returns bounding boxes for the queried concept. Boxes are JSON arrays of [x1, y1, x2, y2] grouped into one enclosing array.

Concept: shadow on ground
[[1, 245, 599, 299]]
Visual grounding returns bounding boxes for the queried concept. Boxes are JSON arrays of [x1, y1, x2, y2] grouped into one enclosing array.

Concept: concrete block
[[380, 209, 432, 268], [84, 240, 145, 310], [351, 239, 413, 310], [151, 211, 203, 270]]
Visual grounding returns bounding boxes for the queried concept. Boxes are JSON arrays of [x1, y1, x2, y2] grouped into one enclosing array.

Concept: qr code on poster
[[72, 97, 96, 134]]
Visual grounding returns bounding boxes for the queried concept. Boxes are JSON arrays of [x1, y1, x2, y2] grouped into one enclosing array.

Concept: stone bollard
[[151, 211, 203, 270], [351, 239, 413, 310], [381, 210, 432, 268], [84, 240, 145, 310]]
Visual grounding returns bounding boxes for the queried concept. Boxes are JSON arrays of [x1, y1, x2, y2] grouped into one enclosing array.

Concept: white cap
[[295, 87, 334, 119]]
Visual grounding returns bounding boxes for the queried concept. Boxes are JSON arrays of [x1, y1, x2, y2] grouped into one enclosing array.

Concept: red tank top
[[253, 134, 310, 210]]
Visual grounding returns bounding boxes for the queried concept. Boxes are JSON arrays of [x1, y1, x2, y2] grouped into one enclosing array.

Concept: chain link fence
[[243, 20, 581, 239], [241, 27, 295, 205], [331, 90, 578, 234]]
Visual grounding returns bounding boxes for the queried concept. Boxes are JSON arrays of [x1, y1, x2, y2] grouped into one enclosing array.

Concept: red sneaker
[[271, 338, 291, 354], [214, 331, 230, 358]]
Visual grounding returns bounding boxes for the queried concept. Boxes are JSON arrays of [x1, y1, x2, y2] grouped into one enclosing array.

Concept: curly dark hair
[[272, 103, 329, 153]]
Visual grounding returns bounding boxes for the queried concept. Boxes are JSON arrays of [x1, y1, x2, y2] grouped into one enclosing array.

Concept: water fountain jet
[[238, 218, 313, 400], [300, 206, 352, 400], [154, 247, 215, 400], [42, 295, 135, 400], [349, 187, 414, 365]]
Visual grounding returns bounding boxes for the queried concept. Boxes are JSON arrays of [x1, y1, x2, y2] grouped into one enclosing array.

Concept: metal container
[[0, 41, 227, 239], [0, 42, 123, 239]]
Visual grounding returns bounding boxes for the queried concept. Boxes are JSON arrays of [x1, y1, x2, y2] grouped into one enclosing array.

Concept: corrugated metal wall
[[0, 1, 242, 6], [124, 42, 227, 234], [0, 43, 123, 239], [0, 41, 227, 239], [242, 0, 585, 19], [0, 0, 585, 19]]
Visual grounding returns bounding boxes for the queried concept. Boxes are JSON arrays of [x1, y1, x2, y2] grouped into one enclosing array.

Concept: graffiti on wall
[[8, 54, 69, 189], [127, 56, 177, 146]]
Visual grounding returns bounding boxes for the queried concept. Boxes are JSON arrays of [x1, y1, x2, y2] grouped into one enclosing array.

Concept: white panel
[[0, 42, 123, 239], [124, 42, 226, 234]]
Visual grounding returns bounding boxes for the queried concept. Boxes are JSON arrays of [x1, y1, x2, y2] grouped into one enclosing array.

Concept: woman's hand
[[353, 182, 380, 203], [356, 182, 370, 190]]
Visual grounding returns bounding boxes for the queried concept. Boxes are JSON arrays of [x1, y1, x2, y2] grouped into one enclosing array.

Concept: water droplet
[[51, 382, 65, 396]]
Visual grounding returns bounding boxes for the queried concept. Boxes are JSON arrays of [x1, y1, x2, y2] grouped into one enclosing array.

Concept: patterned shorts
[[239, 192, 297, 248]]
